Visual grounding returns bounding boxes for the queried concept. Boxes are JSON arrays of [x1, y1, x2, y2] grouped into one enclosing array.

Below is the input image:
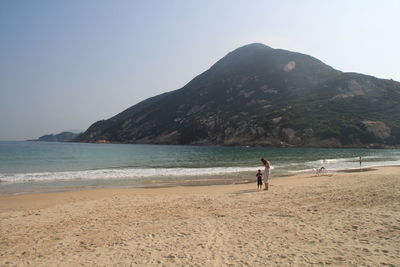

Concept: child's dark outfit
[[256, 171, 263, 187]]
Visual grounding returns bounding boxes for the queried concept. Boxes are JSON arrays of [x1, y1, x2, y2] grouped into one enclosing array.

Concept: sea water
[[1, 141, 399, 194]]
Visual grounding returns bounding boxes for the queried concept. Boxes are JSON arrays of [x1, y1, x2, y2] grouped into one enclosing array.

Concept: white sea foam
[[0, 156, 398, 185], [0, 166, 259, 184], [306, 156, 400, 171]]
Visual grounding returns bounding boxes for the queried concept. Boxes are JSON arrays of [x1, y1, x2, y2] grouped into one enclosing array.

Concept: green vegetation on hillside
[[75, 44, 400, 147]]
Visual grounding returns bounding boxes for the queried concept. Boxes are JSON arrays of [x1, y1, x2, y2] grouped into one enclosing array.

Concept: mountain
[[75, 43, 400, 147], [31, 131, 80, 142]]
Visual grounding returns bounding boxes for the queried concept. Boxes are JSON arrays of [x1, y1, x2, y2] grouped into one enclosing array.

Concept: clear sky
[[1, 0, 399, 140]]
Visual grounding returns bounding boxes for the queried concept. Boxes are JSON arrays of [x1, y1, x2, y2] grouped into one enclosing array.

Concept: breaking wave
[[0, 166, 260, 184]]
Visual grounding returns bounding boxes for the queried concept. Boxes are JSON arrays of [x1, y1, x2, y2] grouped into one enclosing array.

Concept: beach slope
[[1, 167, 399, 266]]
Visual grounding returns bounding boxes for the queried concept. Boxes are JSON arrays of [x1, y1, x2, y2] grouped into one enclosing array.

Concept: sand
[[1, 167, 399, 266]]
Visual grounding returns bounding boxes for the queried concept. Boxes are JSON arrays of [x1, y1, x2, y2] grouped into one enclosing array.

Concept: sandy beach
[[1, 167, 399, 266]]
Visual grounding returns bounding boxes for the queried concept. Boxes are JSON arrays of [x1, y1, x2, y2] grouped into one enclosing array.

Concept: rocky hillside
[[31, 131, 80, 142], [75, 43, 400, 147]]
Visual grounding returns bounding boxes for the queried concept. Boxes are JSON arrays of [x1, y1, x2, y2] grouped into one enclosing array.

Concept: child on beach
[[256, 169, 263, 190]]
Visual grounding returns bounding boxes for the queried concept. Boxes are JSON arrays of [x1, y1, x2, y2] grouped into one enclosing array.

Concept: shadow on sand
[[232, 189, 264, 195]]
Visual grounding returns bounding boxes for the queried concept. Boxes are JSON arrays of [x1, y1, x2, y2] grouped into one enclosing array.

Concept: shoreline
[[0, 165, 390, 198], [0, 165, 390, 197], [0, 166, 394, 210]]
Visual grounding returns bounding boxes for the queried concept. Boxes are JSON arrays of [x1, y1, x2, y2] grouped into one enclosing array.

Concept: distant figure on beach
[[261, 158, 271, 190], [256, 169, 263, 190], [316, 166, 326, 176], [359, 156, 362, 169]]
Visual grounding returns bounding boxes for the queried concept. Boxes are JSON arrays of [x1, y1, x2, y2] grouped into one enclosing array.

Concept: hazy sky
[[1, 0, 399, 140]]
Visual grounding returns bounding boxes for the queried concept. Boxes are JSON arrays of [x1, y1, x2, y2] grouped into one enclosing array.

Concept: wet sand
[[1, 167, 399, 266]]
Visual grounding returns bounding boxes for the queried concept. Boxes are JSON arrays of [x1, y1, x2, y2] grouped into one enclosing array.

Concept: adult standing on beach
[[261, 158, 271, 191]]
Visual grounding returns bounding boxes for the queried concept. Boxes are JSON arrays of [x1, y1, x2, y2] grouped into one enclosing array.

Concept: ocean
[[1, 141, 399, 195]]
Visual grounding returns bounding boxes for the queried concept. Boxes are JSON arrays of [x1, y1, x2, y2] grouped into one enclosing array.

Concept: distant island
[[74, 43, 400, 148], [29, 131, 81, 142]]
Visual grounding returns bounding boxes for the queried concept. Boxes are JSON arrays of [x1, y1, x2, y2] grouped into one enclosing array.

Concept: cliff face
[[75, 43, 400, 147]]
